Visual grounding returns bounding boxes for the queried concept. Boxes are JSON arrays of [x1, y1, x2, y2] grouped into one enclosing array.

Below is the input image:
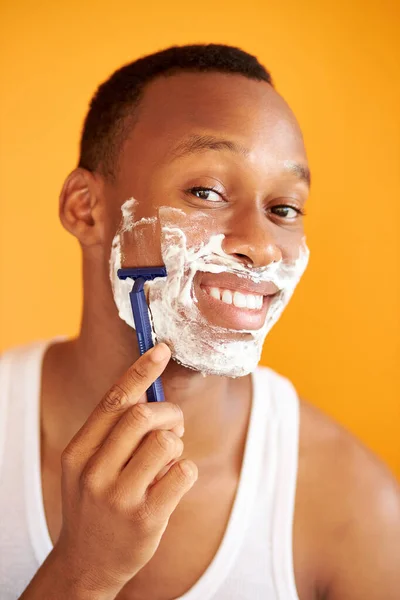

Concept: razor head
[[117, 266, 167, 281]]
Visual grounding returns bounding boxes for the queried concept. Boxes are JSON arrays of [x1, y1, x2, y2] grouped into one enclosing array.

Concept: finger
[[117, 429, 184, 498], [145, 459, 198, 522], [151, 459, 177, 486], [88, 402, 184, 483], [65, 344, 171, 469]]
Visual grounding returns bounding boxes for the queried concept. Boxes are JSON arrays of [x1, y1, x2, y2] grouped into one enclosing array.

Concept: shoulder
[[0, 338, 64, 369], [297, 399, 399, 512], [296, 400, 400, 599]]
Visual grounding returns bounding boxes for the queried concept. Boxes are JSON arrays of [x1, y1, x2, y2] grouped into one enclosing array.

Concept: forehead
[[120, 72, 307, 170]]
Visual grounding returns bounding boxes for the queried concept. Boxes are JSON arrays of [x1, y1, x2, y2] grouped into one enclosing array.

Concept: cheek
[[177, 225, 213, 250], [279, 231, 307, 263], [117, 201, 223, 270], [119, 220, 163, 268], [158, 206, 221, 251]]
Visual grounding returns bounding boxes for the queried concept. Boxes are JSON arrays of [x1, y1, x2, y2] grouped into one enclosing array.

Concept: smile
[[202, 286, 264, 311]]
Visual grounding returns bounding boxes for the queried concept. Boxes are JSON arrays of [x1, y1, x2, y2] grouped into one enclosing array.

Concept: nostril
[[233, 253, 253, 267]]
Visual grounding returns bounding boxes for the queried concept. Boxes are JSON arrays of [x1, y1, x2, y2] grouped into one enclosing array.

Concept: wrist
[[44, 546, 123, 600]]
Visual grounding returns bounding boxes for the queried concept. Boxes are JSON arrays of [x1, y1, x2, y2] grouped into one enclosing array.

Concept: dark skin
[[26, 72, 400, 599]]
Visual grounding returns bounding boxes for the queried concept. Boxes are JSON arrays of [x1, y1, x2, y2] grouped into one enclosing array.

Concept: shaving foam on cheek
[[109, 197, 143, 329], [145, 208, 310, 377], [110, 198, 161, 328], [110, 233, 136, 329]]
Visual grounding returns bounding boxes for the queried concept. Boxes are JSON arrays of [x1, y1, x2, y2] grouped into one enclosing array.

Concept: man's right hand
[[22, 343, 198, 599]]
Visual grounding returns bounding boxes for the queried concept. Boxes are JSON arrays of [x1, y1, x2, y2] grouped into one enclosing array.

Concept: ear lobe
[[59, 168, 104, 246]]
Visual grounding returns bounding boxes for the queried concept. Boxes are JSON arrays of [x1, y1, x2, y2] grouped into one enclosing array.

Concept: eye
[[188, 186, 224, 203], [270, 205, 304, 220]]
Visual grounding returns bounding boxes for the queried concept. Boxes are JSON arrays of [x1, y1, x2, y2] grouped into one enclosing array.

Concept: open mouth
[[196, 280, 280, 331], [201, 285, 264, 311]]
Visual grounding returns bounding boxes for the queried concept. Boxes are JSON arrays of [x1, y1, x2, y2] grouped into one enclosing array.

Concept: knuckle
[[135, 500, 162, 531], [168, 402, 184, 422], [127, 361, 149, 387], [126, 403, 153, 430], [175, 460, 198, 485], [153, 429, 179, 454], [60, 445, 77, 469], [107, 485, 132, 514], [79, 461, 102, 493], [174, 437, 184, 457], [100, 384, 129, 413]]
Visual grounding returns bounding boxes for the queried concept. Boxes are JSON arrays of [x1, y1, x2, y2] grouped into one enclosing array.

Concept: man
[[1, 44, 399, 600]]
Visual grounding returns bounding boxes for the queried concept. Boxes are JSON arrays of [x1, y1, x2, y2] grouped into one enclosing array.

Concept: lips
[[199, 272, 280, 297]]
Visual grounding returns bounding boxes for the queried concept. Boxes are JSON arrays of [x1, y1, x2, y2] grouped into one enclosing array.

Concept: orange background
[[1, 1, 399, 477]]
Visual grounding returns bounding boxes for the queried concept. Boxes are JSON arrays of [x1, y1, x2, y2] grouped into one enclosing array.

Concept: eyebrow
[[169, 134, 311, 187], [170, 134, 250, 159], [283, 160, 311, 187]]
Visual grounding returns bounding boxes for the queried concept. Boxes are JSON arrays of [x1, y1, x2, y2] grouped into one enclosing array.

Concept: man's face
[[106, 72, 310, 376]]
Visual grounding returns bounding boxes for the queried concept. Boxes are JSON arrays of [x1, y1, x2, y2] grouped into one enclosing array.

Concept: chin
[[158, 329, 265, 378]]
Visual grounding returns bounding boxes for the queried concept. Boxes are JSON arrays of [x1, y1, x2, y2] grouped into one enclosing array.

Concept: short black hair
[[78, 44, 273, 179]]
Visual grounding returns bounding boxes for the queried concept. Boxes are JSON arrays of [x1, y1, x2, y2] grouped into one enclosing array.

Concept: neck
[[42, 291, 253, 468]]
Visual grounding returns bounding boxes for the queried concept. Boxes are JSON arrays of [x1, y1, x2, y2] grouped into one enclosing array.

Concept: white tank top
[[0, 340, 301, 600]]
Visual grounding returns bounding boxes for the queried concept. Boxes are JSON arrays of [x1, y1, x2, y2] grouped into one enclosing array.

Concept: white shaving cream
[[110, 198, 309, 377], [109, 198, 138, 328]]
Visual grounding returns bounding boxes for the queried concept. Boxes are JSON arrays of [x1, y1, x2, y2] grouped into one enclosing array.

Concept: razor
[[117, 266, 167, 402]]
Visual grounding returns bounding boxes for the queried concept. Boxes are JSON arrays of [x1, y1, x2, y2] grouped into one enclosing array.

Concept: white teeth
[[233, 291, 247, 308], [246, 294, 256, 309], [221, 289, 233, 305], [209, 287, 220, 300], [205, 286, 264, 310]]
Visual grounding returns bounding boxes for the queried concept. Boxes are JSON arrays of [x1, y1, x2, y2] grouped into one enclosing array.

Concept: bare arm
[[297, 401, 400, 600], [328, 457, 400, 599]]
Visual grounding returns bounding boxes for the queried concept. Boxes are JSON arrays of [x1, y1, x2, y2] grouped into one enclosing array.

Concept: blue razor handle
[[117, 267, 167, 402]]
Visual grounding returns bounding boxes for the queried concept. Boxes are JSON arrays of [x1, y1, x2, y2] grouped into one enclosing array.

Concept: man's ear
[[59, 168, 106, 246]]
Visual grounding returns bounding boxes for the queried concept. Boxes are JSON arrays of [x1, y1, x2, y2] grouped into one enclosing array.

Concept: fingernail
[[176, 424, 185, 437], [151, 343, 170, 363]]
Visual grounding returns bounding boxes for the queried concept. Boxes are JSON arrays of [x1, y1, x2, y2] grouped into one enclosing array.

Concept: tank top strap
[[0, 340, 55, 560], [0, 341, 47, 480], [254, 366, 300, 600]]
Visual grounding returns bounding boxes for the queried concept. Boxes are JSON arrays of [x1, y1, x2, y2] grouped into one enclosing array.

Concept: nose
[[221, 208, 282, 268]]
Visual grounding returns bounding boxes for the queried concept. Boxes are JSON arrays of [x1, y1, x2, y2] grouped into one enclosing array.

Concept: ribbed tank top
[[0, 340, 301, 599]]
